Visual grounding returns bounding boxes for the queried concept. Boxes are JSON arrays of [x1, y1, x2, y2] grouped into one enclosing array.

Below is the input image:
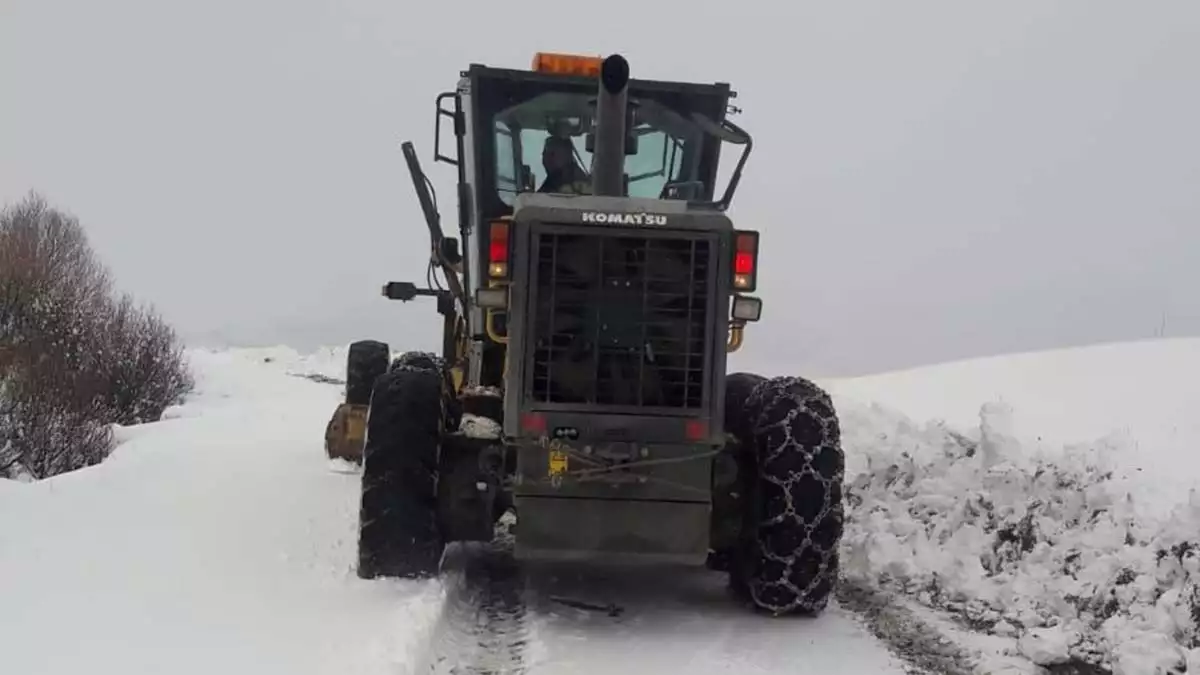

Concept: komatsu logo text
[[581, 211, 668, 226]]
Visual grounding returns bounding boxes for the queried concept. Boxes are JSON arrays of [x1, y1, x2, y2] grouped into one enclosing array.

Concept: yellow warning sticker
[[548, 449, 569, 476]]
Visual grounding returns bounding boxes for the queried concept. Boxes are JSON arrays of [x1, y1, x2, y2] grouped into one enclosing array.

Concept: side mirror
[[383, 281, 419, 301], [440, 237, 462, 265]]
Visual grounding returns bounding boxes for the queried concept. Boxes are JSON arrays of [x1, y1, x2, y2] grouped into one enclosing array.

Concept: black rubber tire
[[345, 340, 390, 406], [389, 350, 441, 373], [356, 363, 447, 579], [390, 350, 463, 431], [724, 372, 767, 442], [728, 375, 845, 616], [707, 372, 770, 573]]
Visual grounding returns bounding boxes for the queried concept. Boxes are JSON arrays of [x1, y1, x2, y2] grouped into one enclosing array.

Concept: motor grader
[[324, 52, 846, 616]]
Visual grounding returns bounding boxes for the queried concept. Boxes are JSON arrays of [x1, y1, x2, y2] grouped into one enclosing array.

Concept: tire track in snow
[[836, 580, 1114, 675], [834, 580, 980, 675], [414, 524, 531, 675], [496, 563, 920, 674], [406, 521, 977, 674], [411, 551, 999, 674]]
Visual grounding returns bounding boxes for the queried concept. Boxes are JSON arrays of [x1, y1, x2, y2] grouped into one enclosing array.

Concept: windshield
[[492, 92, 706, 205]]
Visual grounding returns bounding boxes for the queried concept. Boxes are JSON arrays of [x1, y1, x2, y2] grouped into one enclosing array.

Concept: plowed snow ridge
[[830, 337, 1200, 674]]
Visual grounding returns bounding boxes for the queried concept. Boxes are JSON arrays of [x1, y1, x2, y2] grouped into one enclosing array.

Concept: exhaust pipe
[[590, 54, 630, 198]]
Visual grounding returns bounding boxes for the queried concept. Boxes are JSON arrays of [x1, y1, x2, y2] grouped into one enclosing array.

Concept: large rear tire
[[728, 375, 845, 616], [356, 360, 447, 579], [345, 340, 390, 406]]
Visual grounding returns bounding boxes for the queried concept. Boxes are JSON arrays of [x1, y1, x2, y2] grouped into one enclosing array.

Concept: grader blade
[[324, 402, 367, 463]]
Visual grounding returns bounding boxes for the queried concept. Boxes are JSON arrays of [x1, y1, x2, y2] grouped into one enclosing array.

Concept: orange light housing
[[733, 230, 759, 291], [489, 220, 510, 278], [532, 52, 603, 77]]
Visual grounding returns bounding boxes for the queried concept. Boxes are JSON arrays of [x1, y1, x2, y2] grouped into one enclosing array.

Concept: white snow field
[[2, 337, 1198, 674], [0, 346, 907, 675], [0, 348, 447, 675]]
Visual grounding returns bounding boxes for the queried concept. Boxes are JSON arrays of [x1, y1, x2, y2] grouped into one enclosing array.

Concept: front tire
[[728, 375, 845, 616], [390, 350, 462, 431], [356, 362, 447, 579]]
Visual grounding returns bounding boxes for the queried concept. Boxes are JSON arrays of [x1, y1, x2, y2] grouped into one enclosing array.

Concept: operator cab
[[423, 53, 753, 390], [435, 52, 747, 224]]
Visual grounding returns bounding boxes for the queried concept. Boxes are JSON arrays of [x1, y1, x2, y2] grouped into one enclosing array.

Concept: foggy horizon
[[3, 0, 1197, 378]]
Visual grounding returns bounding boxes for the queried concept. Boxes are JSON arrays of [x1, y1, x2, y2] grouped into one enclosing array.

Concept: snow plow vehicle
[[327, 52, 845, 615]]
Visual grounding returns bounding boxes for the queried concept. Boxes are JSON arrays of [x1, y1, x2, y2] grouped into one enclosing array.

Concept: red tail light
[[489, 221, 510, 278], [520, 411, 546, 434], [732, 231, 758, 291]]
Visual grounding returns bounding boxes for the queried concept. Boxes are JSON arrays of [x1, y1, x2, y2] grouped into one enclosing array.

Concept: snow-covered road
[[419, 543, 910, 674], [514, 566, 906, 674], [0, 347, 910, 675], [0, 349, 445, 675], [4, 338, 1199, 675]]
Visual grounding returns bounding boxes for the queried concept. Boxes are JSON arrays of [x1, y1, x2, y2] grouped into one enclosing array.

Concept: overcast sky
[[2, 0, 1196, 377]]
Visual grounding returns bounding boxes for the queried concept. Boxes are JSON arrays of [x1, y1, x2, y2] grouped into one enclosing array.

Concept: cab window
[[492, 93, 700, 205]]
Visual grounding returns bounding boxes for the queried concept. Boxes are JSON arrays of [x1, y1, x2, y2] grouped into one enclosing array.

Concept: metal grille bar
[[529, 230, 711, 409]]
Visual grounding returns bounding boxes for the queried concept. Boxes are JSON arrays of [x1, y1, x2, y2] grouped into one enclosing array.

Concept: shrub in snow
[[90, 292, 193, 426], [840, 400, 1200, 674], [0, 192, 193, 480]]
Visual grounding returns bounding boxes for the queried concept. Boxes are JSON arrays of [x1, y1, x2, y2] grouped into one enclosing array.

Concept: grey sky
[[2, 0, 1197, 377]]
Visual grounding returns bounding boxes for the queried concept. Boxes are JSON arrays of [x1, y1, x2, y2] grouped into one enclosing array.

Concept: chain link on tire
[[728, 374, 845, 616]]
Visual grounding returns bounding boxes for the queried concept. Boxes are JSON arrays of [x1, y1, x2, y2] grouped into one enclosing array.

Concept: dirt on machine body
[[325, 51, 845, 616]]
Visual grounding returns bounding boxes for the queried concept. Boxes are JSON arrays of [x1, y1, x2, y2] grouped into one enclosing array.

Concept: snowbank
[[831, 338, 1200, 675], [0, 348, 444, 675], [0, 470, 27, 501], [827, 337, 1200, 518]]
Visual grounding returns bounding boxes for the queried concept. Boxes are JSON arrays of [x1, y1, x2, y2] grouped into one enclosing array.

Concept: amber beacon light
[[531, 52, 604, 77]]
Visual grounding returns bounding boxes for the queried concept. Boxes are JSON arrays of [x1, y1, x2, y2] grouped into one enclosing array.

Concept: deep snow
[[3, 337, 1198, 675], [829, 337, 1200, 674], [827, 336, 1200, 519]]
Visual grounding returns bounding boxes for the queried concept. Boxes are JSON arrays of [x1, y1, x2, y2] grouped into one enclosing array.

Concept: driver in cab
[[538, 135, 592, 195]]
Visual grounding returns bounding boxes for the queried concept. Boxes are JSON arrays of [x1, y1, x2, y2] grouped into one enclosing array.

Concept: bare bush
[[0, 193, 111, 350], [94, 293, 194, 426], [1, 381, 113, 479], [0, 191, 194, 480]]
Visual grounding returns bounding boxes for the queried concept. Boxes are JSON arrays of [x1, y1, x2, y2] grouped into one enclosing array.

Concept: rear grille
[[528, 229, 712, 409]]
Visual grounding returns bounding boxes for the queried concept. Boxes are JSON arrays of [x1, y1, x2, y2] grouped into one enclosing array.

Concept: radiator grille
[[529, 230, 712, 409]]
